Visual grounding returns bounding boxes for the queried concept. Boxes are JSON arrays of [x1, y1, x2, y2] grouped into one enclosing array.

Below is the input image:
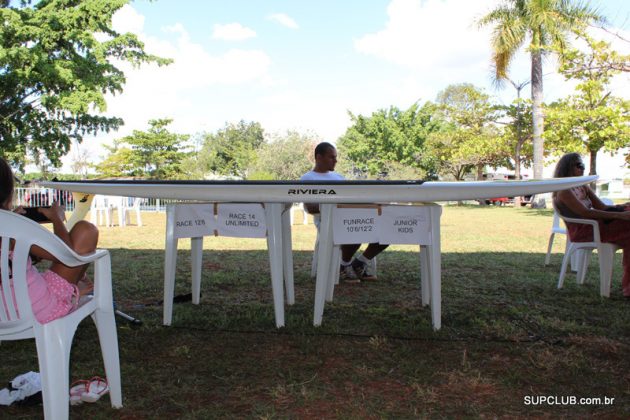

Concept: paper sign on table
[[332, 206, 379, 244], [216, 203, 267, 238], [377, 205, 432, 245], [173, 204, 217, 239]]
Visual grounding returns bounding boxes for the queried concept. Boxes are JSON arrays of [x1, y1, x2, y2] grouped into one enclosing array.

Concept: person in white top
[[301, 142, 388, 283]]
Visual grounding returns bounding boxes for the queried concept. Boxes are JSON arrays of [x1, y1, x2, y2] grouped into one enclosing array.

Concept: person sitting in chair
[[553, 152, 630, 298], [0, 157, 98, 323], [301, 142, 388, 283]]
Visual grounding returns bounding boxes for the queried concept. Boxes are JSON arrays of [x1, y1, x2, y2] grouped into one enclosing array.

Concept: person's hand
[[617, 211, 630, 221], [39, 201, 66, 223], [13, 205, 25, 215]]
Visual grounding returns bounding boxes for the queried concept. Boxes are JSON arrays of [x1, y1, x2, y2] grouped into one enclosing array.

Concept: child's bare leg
[[50, 220, 99, 288]]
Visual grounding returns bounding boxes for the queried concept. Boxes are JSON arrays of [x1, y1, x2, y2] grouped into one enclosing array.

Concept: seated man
[[301, 142, 388, 283]]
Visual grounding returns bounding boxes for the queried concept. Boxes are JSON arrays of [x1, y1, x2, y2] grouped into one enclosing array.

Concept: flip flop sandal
[[69, 379, 90, 406], [81, 376, 109, 403]]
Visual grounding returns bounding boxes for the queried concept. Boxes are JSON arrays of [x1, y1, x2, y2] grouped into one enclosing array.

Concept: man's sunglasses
[[576, 163, 585, 170]]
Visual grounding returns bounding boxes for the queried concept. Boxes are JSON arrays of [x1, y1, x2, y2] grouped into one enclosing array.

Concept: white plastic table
[[313, 203, 442, 329], [43, 177, 597, 330]]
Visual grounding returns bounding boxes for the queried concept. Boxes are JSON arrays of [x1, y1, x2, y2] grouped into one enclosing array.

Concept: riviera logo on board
[[287, 189, 337, 195]]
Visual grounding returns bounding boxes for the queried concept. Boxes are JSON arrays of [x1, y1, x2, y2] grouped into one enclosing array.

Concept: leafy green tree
[[95, 119, 190, 178], [94, 141, 136, 178], [478, 0, 605, 179], [500, 79, 533, 180], [427, 84, 507, 180], [337, 102, 442, 179], [197, 120, 265, 178], [545, 37, 630, 174], [248, 130, 317, 180], [0, 0, 170, 170]]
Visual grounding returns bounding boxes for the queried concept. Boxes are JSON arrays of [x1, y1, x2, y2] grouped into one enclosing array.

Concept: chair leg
[[94, 307, 123, 408], [568, 239, 579, 271], [545, 232, 555, 265], [35, 325, 72, 420], [558, 245, 574, 289], [576, 250, 591, 285], [597, 245, 615, 297]]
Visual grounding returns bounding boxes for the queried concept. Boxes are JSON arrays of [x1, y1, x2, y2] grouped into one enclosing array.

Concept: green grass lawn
[[2, 205, 628, 418]]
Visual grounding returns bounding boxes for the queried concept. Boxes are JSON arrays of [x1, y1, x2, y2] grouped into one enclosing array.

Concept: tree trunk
[[514, 144, 522, 207], [530, 51, 546, 208], [589, 149, 598, 190], [476, 165, 484, 180], [531, 51, 544, 180]]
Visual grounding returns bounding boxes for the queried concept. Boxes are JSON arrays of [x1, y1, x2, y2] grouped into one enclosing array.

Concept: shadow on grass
[[1, 248, 627, 418]]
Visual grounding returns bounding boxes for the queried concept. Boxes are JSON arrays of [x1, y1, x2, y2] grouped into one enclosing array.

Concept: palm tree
[[478, 0, 605, 180]]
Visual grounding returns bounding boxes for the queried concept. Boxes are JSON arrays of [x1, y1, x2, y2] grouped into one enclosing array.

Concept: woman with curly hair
[[553, 152, 630, 298]]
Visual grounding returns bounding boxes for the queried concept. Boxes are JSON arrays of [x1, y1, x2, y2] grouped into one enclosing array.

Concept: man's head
[[313, 142, 337, 172]]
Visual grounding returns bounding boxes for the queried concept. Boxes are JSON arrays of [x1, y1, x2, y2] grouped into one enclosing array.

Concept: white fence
[[13, 187, 172, 212], [13, 188, 312, 222]]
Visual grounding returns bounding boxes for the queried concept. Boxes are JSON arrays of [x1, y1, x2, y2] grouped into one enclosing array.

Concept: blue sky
[[67, 0, 630, 176]]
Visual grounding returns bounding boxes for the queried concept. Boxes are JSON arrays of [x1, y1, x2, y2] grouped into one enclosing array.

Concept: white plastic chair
[[289, 203, 308, 226], [546, 198, 615, 269], [310, 229, 376, 282], [122, 197, 143, 227], [90, 195, 114, 227], [0, 209, 122, 419], [544, 210, 569, 265], [309, 213, 376, 280], [556, 212, 621, 297]]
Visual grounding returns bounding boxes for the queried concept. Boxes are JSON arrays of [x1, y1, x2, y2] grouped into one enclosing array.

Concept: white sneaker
[[339, 264, 361, 284], [352, 259, 377, 281]]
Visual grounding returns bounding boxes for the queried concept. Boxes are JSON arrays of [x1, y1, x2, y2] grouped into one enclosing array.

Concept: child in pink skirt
[[1, 157, 99, 323]]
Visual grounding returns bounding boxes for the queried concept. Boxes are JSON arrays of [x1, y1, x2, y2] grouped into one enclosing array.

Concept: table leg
[[265, 203, 285, 328], [163, 205, 178, 326], [191, 236, 203, 305], [419, 245, 430, 307], [429, 204, 442, 330], [314, 204, 334, 326], [281, 207, 295, 305]]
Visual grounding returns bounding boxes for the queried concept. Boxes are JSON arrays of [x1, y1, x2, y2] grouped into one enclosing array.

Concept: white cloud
[[63, 5, 274, 168], [353, 0, 630, 104], [211, 23, 257, 41], [111, 4, 145, 34], [355, 0, 499, 75], [63, 1, 629, 175], [267, 13, 299, 29]]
